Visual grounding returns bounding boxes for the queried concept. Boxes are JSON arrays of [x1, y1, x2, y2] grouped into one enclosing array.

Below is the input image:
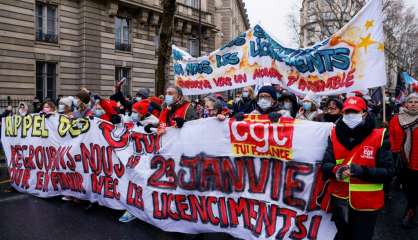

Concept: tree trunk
[[156, 0, 176, 96]]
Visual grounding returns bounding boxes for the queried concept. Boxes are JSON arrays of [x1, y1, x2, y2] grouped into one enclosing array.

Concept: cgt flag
[[173, 0, 387, 96]]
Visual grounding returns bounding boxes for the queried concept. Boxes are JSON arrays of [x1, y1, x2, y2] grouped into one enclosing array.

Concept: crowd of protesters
[[0, 79, 417, 240]]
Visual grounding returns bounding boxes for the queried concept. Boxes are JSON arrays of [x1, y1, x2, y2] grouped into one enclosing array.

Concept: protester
[[203, 95, 227, 121], [158, 86, 196, 134], [58, 97, 74, 118], [32, 97, 42, 113], [316, 98, 343, 123], [277, 89, 298, 118], [41, 100, 57, 114], [132, 99, 160, 130], [388, 92, 418, 228], [94, 97, 122, 125], [296, 94, 321, 121], [17, 102, 29, 116], [233, 85, 281, 122], [92, 103, 105, 118], [135, 88, 150, 102], [73, 90, 93, 118], [321, 96, 394, 240], [232, 86, 256, 115]]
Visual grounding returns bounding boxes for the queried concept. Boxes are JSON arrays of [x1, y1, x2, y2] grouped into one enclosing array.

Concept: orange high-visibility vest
[[328, 128, 386, 211]]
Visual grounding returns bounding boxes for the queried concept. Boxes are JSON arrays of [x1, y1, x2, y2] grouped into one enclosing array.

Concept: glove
[[268, 112, 281, 123], [234, 112, 245, 121], [111, 115, 121, 125], [144, 124, 153, 133], [350, 164, 364, 177], [335, 165, 349, 182], [174, 118, 185, 128]]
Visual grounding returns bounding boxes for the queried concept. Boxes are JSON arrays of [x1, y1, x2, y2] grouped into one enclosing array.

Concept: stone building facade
[[0, 0, 249, 102]]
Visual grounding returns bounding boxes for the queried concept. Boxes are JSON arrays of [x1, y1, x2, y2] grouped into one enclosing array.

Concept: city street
[[0, 161, 417, 240]]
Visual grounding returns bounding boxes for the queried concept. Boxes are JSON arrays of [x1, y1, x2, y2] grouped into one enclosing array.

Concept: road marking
[[0, 194, 28, 203], [0, 179, 10, 184]]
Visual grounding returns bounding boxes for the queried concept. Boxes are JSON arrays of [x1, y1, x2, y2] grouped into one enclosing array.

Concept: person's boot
[[402, 209, 416, 229]]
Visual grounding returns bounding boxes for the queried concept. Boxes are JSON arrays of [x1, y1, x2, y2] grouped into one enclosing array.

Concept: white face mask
[[342, 113, 363, 129], [242, 92, 249, 98], [131, 112, 140, 122], [58, 104, 65, 113], [258, 98, 272, 110]]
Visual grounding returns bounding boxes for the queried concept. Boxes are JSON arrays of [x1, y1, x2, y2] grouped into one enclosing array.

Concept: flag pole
[[381, 87, 386, 124]]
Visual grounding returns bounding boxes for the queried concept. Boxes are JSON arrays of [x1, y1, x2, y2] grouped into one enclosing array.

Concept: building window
[[186, 0, 199, 9], [36, 62, 56, 101], [115, 67, 131, 96], [115, 17, 131, 51], [36, 2, 58, 43], [188, 38, 199, 57]]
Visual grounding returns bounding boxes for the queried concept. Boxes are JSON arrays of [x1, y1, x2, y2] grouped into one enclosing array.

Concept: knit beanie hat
[[257, 85, 277, 100]]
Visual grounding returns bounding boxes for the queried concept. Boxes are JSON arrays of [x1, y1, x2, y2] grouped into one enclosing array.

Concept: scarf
[[398, 107, 418, 162]]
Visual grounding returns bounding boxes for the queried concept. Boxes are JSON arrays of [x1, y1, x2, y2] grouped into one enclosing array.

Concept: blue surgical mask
[[165, 95, 174, 106], [131, 112, 140, 122], [94, 109, 105, 117], [135, 97, 142, 102], [283, 102, 292, 110], [303, 102, 312, 111], [242, 92, 249, 98]]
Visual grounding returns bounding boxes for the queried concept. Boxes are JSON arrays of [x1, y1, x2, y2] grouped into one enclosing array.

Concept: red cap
[[342, 96, 367, 112], [132, 99, 150, 116]]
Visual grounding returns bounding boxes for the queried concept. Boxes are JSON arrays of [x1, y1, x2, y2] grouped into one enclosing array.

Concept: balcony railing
[[36, 32, 58, 43], [115, 42, 131, 51]]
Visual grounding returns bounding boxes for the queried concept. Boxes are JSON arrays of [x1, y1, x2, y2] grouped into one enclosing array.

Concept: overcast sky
[[242, 0, 418, 48]]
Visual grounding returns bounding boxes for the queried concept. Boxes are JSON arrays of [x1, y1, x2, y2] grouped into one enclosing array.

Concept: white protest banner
[[173, 0, 386, 96], [1, 114, 336, 239]]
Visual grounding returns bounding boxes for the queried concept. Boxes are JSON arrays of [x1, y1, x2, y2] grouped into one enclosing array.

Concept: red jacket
[[389, 115, 418, 170]]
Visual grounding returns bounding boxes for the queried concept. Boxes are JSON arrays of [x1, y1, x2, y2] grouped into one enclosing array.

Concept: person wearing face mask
[[58, 97, 74, 118], [131, 99, 160, 131], [203, 95, 227, 121], [233, 85, 281, 122], [321, 96, 394, 240], [40, 101, 57, 115], [17, 102, 29, 116], [72, 90, 93, 119], [277, 90, 299, 118], [296, 94, 321, 121], [158, 86, 196, 134], [388, 92, 418, 228], [93, 96, 122, 125], [134, 88, 150, 103], [316, 98, 343, 123], [232, 86, 256, 115]]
